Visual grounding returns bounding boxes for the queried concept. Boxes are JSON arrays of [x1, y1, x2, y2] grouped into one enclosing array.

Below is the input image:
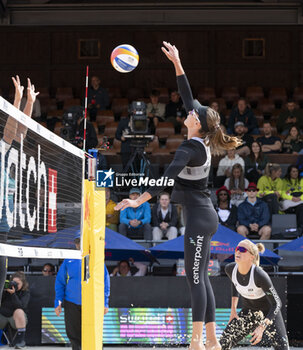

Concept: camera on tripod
[[129, 101, 149, 134], [60, 106, 84, 145]]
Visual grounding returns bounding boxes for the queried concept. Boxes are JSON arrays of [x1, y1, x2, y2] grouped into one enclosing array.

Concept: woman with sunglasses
[[115, 42, 241, 350], [220, 240, 289, 350]]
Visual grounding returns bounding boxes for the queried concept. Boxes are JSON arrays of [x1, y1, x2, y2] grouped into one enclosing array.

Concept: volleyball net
[[0, 96, 84, 259]]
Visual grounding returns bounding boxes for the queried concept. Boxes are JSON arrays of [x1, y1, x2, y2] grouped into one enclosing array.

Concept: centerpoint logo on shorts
[[192, 235, 204, 285], [96, 169, 174, 188]]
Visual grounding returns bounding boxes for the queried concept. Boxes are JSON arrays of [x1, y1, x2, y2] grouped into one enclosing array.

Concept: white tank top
[[232, 264, 265, 300], [178, 137, 211, 180]]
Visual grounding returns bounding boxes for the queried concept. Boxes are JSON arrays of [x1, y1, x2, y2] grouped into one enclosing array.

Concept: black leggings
[[184, 197, 218, 323], [220, 309, 289, 350]]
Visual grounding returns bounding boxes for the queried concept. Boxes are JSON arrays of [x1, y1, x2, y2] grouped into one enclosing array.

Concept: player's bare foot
[[205, 339, 221, 350]]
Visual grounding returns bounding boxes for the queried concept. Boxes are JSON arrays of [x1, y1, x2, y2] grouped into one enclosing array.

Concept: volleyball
[[110, 44, 139, 73]]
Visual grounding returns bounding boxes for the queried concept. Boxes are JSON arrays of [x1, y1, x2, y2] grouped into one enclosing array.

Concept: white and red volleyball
[[110, 44, 139, 73]]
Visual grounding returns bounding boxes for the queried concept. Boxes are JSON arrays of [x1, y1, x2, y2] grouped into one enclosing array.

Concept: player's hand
[[27, 78, 39, 104], [228, 309, 239, 323], [55, 305, 62, 316], [250, 325, 265, 345], [12, 75, 24, 102], [114, 199, 140, 211], [104, 307, 109, 315], [161, 41, 180, 63]]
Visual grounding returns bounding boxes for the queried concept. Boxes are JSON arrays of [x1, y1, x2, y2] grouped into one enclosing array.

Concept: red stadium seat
[[155, 122, 175, 139], [221, 87, 240, 108], [197, 87, 216, 105], [96, 110, 115, 126], [258, 98, 275, 115], [269, 87, 287, 108], [126, 87, 145, 102], [56, 87, 74, 101], [104, 122, 118, 139], [111, 98, 129, 117], [245, 86, 264, 108], [166, 134, 185, 153]]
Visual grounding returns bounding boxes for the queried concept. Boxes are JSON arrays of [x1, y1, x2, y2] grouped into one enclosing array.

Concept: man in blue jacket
[[54, 234, 110, 350], [237, 183, 271, 240], [119, 188, 152, 240]]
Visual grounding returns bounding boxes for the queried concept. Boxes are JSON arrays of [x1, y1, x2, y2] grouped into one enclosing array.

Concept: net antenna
[[83, 65, 89, 153], [0, 97, 84, 260]]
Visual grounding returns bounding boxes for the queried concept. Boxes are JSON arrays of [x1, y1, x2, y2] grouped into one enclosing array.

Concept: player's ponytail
[[239, 239, 265, 267], [202, 108, 242, 155]]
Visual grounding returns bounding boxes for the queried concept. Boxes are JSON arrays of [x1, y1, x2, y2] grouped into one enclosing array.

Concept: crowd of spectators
[[4, 80, 303, 242]]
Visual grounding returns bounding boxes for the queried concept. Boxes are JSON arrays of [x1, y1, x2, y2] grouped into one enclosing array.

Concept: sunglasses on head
[[235, 246, 248, 253]]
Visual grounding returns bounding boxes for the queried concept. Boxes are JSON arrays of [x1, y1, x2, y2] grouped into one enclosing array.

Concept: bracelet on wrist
[[260, 319, 272, 329]]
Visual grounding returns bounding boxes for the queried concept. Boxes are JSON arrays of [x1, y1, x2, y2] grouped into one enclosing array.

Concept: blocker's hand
[[27, 78, 39, 104], [114, 199, 139, 211], [12, 75, 24, 102], [161, 41, 180, 63], [250, 325, 265, 345]]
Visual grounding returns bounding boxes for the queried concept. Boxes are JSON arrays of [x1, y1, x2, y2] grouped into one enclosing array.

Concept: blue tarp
[[23, 226, 151, 262], [277, 236, 303, 252], [150, 224, 281, 264]]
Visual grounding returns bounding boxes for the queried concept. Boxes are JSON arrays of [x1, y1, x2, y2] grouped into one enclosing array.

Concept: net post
[[82, 180, 106, 349]]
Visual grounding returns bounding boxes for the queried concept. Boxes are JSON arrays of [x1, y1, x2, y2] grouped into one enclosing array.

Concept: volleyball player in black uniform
[[115, 42, 241, 350], [220, 239, 289, 350], [0, 76, 39, 300]]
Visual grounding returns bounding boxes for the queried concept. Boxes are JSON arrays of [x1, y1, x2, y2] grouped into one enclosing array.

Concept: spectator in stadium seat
[[209, 101, 226, 128], [215, 149, 245, 187], [257, 163, 282, 216], [279, 165, 303, 233], [224, 163, 249, 207], [106, 188, 119, 232], [257, 121, 281, 154], [165, 90, 186, 133], [0, 76, 39, 303], [282, 126, 303, 154], [55, 235, 110, 350], [237, 183, 271, 240], [110, 258, 147, 277], [87, 76, 109, 121], [75, 112, 98, 151], [119, 188, 152, 240], [227, 98, 259, 135], [233, 121, 254, 157], [151, 192, 178, 241], [277, 99, 303, 135], [214, 186, 238, 231], [0, 272, 30, 349], [115, 115, 132, 168], [42, 263, 55, 276], [244, 141, 268, 184], [146, 89, 166, 131]]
